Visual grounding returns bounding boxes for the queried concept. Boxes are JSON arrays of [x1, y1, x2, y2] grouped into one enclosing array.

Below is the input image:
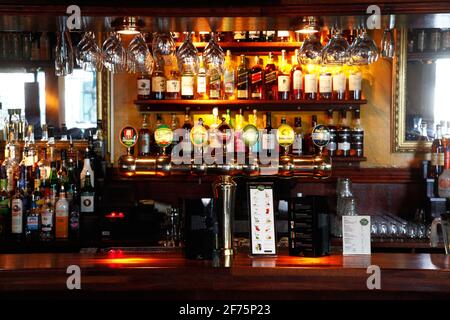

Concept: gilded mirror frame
[[392, 27, 432, 153]]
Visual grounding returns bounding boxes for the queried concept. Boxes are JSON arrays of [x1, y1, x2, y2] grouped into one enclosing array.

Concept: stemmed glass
[[152, 32, 176, 69], [298, 33, 323, 65], [348, 28, 379, 65], [76, 31, 103, 72], [102, 32, 126, 73], [203, 32, 225, 73], [55, 30, 74, 76], [381, 28, 395, 59], [176, 31, 199, 73], [127, 33, 154, 74], [322, 29, 349, 65]]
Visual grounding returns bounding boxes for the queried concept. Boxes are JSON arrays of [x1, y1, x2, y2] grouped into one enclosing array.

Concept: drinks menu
[[248, 184, 276, 255]]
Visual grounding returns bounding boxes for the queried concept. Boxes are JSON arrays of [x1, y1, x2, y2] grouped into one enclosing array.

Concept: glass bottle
[[138, 114, 151, 156], [207, 63, 222, 99], [261, 112, 275, 157], [237, 55, 249, 100], [0, 166, 9, 240], [151, 66, 166, 100], [250, 55, 263, 100], [40, 199, 54, 242], [350, 109, 364, 157], [11, 181, 24, 241], [304, 70, 318, 100], [292, 117, 303, 156], [55, 185, 69, 240], [26, 194, 40, 242], [304, 115, 318, 155], [278, 50, 290, 100], [80, 157, 94, 189], [209, 107, 221, 150], [334, 178, 358, 237], [349, 71, 362, 100], [69, 185, 80, 240], [80, 171, 95, 214], [336, 110, 351, 157], [332, 70, 346, 100], [234, 109, 246, 154], [196, 56, 208, 99], [291, 49, 303, 100], [181, 108, 193, 157], [137, 73, 151, 100], [166, 69, 181, 100], [324, 110, 337, 157], [319, 70, 332, 100], [431, 124, 445, 178], [181, 61, 195, 99], [223, 50, 235, 100], [264, 52, 278, 100]]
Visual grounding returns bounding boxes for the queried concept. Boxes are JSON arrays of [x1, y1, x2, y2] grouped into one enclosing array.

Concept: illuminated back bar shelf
[[134, 99, 367, 112]]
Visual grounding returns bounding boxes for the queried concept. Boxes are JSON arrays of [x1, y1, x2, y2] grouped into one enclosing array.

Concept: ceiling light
[[296, 16, 319, 34], [114, 17, 143, 35]]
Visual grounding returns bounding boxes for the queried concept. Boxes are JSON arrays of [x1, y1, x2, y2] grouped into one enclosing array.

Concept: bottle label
[[293, 70, 302, 90], [70, 211, 80, 230], [197, 76, 207, 93], [293, 135, 302, 155], [333, 73, 346, 92], [439, 153, 445, 166], [327, 141, 337, 151], [319, 74, 332, 93], [0, 198, 9, 217], [41, 210, 53, 231], [237, 90, 248, 99], [262, 133, 275, 150], [237, 70, 248, 87], [81, 194, 94, 213], [304, 74, 317, 93], [224, 71, 235, 94], [55, 207, 68, 238], [251, 71, 262, 84], [139, 133, 150, 154], [265, 71, 277, 84], [431, 153, 438, 166], [251, 91, 262, 99], [181, 76, 194, 96], [11, 198, 23, 234], [278, 75, 290, 92], [151, 76, 166, 93], [209, 90, 220, 98], [166, 79, 180, 93], [234, 31, 246, 40], [338, 142, 351, 151], [27, 215, 38, 231], [351, 130, 364, 143], [137, 79, 151, 95], [349, 73, 362, 91]]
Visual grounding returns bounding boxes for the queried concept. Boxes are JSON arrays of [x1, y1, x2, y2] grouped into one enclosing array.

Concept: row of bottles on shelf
[[137, 50, 363, 102], [137, 108, 364, 158], [0, 32, 52, 61], [0, 124, 106, 242]]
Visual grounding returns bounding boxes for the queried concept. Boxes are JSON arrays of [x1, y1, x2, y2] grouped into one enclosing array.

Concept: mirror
[[0, 31, 107, 142], [393, 27, 450, 152]]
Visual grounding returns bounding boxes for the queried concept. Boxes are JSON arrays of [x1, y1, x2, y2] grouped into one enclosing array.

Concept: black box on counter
[[288, 195, 330, 257]]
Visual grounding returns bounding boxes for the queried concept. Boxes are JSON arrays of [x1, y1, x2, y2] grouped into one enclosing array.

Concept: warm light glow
[[134, 171, 157, 175], [117, 30, 141, 35], [99, 257, 154, 265], [296, 28, 318, 35]]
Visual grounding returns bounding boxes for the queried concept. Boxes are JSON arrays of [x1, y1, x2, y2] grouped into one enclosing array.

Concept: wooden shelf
[[332, 156, 367, 168], [173, 41, 302, 53], [134, 99, 367, 112], [0, 60, 54, 69], [407, 51, 450, 62]]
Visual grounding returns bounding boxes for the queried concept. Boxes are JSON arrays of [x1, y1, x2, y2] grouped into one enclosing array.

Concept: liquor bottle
[[26, 194, 40, 241], [166, 69, 181, 100], [250, 56, 263, 100], [319, 71, 332, 100], [181, 108, 193, 157], [336, 110, 351, 157], [138, 114, 151, 156], [67, 136, 79, 166], [248, 31, 261, 42], [233, 31, 247, 42], [69, 185, 80, 240], [292, 117, 303, 156], [196, 56, 208, 99], [431, 124, 445, 178], [218, 116, 233, 154], [94, 120, 106, 161], [55, 185, 69, 240], [151, 67, 166, 100], [4, 132, 19, 193], [181, 61, 195, 99], [223, 50, 235, 100], [80, 171, 95, 214], [438, 141, 450, 197], [333, 71, 346, 100], [11, 181, 24, 241], [291, 49, 303, 100], [304, 70, 318, 100], [278, 116, 294, 154], [324, 110, 337, 157], [137, 73, 151, 100], [209, 107, 221, 150], [234, 109, 246, 154], [40, 199, 54, 242], [0, 166, 9, 240], [48, 161, 58, 206], [25, 124, 37, 167], [350, 109, 364, 157], [80, 156, 94, 189], [57, 150, 68, 191], [304, 115, 318, 155], [264, 52, 277, 100], [250, 109, 259, 154], [208, 63, 222, 99], [237, 55, 249, 100], [278, 50, 290, 100], [349, 71, 362, 100], [261, 112, 275, 156]]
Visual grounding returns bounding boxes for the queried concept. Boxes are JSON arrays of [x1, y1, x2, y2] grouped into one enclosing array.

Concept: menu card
[[342, 215, 371, 255], [249, 185, 276, 255]]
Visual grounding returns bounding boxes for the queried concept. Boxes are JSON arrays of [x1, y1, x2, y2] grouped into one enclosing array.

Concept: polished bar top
[[0, 250, 449, 300]]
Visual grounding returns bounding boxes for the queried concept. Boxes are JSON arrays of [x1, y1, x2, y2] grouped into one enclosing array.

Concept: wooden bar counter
[[0, 250, 449, 300]]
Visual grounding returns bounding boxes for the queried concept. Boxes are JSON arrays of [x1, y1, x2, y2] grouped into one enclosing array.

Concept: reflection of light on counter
[[101, 257, 154, 265]]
